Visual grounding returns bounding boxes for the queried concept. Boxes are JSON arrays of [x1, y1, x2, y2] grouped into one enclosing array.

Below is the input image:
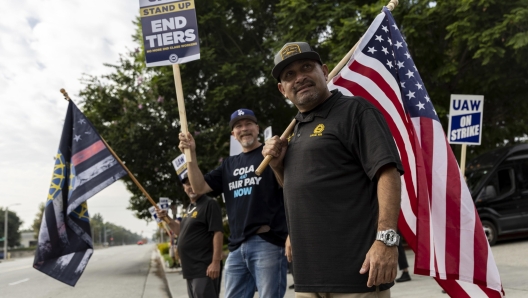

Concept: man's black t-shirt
[[178, 195, 223, 279], [283, 90, 404, 293], [204, 145, 288, 251]]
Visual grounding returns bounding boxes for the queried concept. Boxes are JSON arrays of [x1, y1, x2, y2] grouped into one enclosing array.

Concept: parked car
[[465, 144, 528, 245]]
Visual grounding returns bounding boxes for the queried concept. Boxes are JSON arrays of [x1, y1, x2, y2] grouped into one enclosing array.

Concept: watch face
[[384, 230, 397, 246]]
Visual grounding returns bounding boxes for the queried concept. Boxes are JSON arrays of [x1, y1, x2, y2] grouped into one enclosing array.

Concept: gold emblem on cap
[[281, 44, 302, 60]]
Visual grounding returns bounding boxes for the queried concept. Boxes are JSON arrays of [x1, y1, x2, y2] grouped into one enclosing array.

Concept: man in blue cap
[[178, 109, 288, 298]]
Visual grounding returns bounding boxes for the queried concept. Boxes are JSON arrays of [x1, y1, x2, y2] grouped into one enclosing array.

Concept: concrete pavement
[[155, 237, 528, 297]]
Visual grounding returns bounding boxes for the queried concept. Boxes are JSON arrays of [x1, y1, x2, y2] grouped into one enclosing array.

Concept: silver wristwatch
[[376, 229, 400, 246]]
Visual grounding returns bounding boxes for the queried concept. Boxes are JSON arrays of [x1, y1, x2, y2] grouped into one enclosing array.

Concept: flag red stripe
[[413, 118, 432, 275], [397, 213, 416, 250], [473, 208, 489, 285], [481, 285, 503, 298], [71, 140, 105, 166], [445, 141, 462, 279], [435, 279, 471, 298], [348, 60, 408, 122]]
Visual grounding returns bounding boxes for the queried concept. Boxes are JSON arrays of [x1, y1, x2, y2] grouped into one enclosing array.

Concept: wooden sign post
[[138, 0, 202, 161]]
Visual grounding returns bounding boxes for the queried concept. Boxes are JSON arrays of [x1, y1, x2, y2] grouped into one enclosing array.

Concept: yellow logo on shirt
[[310, 124, 325, 137], [191, 211, 198, 218]]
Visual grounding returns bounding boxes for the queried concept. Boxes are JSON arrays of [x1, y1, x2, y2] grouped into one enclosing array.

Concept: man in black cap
[[178, 109, 288, 298], [263, 42, 404, 297], [157, 157, 224, 298]]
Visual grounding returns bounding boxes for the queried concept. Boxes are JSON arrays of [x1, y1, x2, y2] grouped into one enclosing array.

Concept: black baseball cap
[[272, 42, 323, 80]]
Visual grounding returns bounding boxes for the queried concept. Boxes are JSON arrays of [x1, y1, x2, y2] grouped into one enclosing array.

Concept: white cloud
[[0, 0, 155, 236]]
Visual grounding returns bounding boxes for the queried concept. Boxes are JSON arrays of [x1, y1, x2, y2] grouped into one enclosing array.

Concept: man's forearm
[[167, 218, 180, 235], [376, 165, 401, 231], [212, 231, 223, 262], [187, 150, 213, 193]]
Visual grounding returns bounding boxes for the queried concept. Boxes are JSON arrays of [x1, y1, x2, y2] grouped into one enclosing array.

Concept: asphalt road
[[0, 244, 168, 298]]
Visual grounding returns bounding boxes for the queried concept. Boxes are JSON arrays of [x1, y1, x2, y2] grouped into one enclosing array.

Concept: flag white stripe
[[431, 121, 448, 278], [73, 155, 118, 190], [459, 170, 476, 282], [487, 245, 502, 292], [52, 194, 68, 245], [75, 249, 93, 274], [66, 175, 123, 215], [399, 180, 416, 234], [457, 280, 488, 297]]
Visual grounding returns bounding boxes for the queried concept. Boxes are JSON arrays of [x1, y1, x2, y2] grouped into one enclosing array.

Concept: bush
[[157, 242, 170, 255], [162, 253, 177, 268]]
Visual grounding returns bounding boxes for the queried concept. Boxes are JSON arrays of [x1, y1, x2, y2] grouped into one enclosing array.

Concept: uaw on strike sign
[[139, 0, 200, 67], [447, 94, 484, 145]]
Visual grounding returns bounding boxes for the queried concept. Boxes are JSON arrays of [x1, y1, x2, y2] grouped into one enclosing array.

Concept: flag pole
[[60, 88, 171, 224], [256, 0, 400, 176], [173, 64, 193, 162]]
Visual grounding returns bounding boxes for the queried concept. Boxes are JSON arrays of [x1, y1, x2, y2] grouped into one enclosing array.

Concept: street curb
[[156, 247, 176, 298]]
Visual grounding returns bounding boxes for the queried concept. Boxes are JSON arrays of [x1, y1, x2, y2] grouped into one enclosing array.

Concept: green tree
[[0, 208, 23, 248], [79, 0, 528, 219], [80, 0, 293, 220], [89, 213, 142, 245], [31, 202, 45, 239], [276, 0, 528, 159], [395, 0, 528, 159]]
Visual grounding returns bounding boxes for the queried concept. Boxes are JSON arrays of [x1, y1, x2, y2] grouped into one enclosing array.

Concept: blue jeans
[[224, 235, 287, 298]]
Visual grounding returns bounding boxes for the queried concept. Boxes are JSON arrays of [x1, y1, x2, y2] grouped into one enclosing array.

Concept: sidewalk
[[156, 238, 528, 298], [161, 260, 296, 298], [157, 249, 434, 298]]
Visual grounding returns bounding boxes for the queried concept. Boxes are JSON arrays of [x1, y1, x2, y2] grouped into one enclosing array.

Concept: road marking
[[9, 278, 30, 286], [0, 265, 32, 274]]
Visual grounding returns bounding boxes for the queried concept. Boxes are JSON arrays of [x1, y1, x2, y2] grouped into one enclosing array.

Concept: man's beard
[[293, 81, 320, 107], [240, 136, 255, 148]]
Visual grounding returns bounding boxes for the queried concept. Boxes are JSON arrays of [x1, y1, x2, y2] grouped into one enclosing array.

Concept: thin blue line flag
[[33, 100, 127, 286]]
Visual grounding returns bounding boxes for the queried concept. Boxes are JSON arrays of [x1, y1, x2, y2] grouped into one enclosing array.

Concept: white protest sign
[[148, 206, 162, 223], [448, 94, 484, 145], [159, 197, 172, 210], [139, 0, 200, 66], [264, 126, 272, 141], [229, 135, 243, 156], [172, 153, 188, 181]]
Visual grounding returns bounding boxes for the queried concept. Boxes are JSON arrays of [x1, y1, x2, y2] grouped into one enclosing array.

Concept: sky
[[0, 0, 156, 237]]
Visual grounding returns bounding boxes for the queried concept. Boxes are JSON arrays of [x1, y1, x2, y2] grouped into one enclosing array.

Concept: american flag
[[328, 7, 503, 297], [34, 100, 126, 286]]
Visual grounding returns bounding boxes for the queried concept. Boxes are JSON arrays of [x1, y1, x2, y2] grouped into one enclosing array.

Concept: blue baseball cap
[[229, 109, 258, 129]]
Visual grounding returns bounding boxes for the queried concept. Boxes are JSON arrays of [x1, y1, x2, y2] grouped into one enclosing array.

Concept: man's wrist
[[375, 229, 400, 246]]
